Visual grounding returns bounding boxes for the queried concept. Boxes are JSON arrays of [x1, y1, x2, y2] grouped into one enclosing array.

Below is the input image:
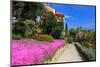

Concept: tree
[[41, 12, 63, 39], [12, 1, 46, 20], [51, 22, 63, 39], [41, 12, 57, 34], [65, 24, 68, 32]]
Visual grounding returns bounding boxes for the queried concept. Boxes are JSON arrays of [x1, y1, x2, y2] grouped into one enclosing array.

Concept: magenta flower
[[12, 39, 65, 66]]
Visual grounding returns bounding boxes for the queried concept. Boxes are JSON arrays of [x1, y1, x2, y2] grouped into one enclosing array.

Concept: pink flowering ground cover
[[12, 39, 65, 66]]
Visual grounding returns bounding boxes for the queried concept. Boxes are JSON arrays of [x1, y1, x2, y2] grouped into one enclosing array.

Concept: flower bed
[[12, 39, 65, 66]]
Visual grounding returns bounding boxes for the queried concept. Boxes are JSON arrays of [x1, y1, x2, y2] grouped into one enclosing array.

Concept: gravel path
[[50, 44, 83, 63]]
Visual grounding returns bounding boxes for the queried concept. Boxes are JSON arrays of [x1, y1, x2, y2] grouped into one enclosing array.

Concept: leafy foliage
[[13, 2, 46, 20], [65, 24, 68, 32], [33, 34, 54, 42], [65, 32, 73, 43], [41, 12, 57, 34], [12, 20, 35, 39], [66, 27, 96, 60], [23, 20, 35, 38], [41, 12, 64, 39], [13, 2, 64, 39], [12, 33, 22, 40], [76, 29, 96, 48], [51, 22, 63, 39], [68, 28, 76, 42], [66, 27, 96, 48], [75, 43, 96, 61]]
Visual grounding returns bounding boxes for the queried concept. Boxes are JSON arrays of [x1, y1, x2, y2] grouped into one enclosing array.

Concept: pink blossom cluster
[[12, 39, 65, 66]]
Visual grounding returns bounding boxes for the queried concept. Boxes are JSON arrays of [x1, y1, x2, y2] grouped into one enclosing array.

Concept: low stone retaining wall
[[49, 45, 66, 63]]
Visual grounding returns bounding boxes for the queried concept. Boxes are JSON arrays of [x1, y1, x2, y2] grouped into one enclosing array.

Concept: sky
[[48, 4, 96, 30]]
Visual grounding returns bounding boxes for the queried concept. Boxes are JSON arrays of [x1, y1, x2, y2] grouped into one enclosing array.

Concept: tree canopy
[[13, 1, 46, 20]]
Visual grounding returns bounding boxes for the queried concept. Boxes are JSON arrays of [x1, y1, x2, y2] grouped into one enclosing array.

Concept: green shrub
[[51, 22, 63, 39], [51, 28, 62, 39], [23, 20, 35, 38], [41, 12, 63, 39], [65, 32, 73, 43], [74, 30, 96, 49], [60, 34, 65, 39], [12, 21, 26, 35], [12, 19, 35, 39], [13, 2, 46, 20], [81, 42, 94, 48], [12, 33, 22, 40], [41, 12, 64, 39], [75, 43, 96, 61], [33, 34, 54, 42], [41, 12, 57, 34], [24, 27, 33, 38], [67, 36, 73, 43]]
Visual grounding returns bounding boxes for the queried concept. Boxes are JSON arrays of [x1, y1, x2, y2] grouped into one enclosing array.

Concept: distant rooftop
[[55, 11, 64, 17], [46, 6, 55, 12], [46, 6, 64, 17]]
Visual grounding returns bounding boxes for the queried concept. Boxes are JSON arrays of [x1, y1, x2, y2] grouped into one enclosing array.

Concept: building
[[46, 6, 66, 36], [36, 5, 66, 35], [46, 6, 64, 23], [45, 6, 55, 14], [55, 11, 64, 22]]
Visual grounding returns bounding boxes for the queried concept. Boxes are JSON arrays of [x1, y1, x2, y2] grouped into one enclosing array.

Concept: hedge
[[75, 42, 96, 61]]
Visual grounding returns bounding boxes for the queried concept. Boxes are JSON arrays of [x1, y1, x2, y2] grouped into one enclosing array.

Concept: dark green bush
[[67, 28, 96, 49], [41, 12, 64, 39], [51, 28, 62, 39], [67, 36, 73, 43], [41, 12, 57, 34], [13, 2, 46, 20], [33, 34, 54, 42], [12, 21, 26, 35], [69, 28, 76, 40], [23, 20, 35, 38], [75, 43, 96, 61], [81, 42, 94, 48], [51, 22, 63, 39], [12, 33, 22, 40], [75, 30, 96, 49], [65, 32, 73, 43], [12, 20, 35, 39], [60, 34, 65, 39]]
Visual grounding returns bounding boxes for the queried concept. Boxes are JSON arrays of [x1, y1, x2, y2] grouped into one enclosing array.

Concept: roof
[[55, 12, 64, 17], [46, 6, 64, 17], [46, 6, 55, 12]]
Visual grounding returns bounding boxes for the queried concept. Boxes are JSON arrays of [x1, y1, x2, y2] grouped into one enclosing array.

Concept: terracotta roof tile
[[46, 6, 55, 12], [55, 12, 64, 17], [46, 6, 64, 17]]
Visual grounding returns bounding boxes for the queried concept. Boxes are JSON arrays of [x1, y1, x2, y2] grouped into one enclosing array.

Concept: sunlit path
[[50, 44, 83, 63]]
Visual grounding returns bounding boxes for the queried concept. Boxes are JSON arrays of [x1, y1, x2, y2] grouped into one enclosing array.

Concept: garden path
[[50, 43, 83, 63]]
